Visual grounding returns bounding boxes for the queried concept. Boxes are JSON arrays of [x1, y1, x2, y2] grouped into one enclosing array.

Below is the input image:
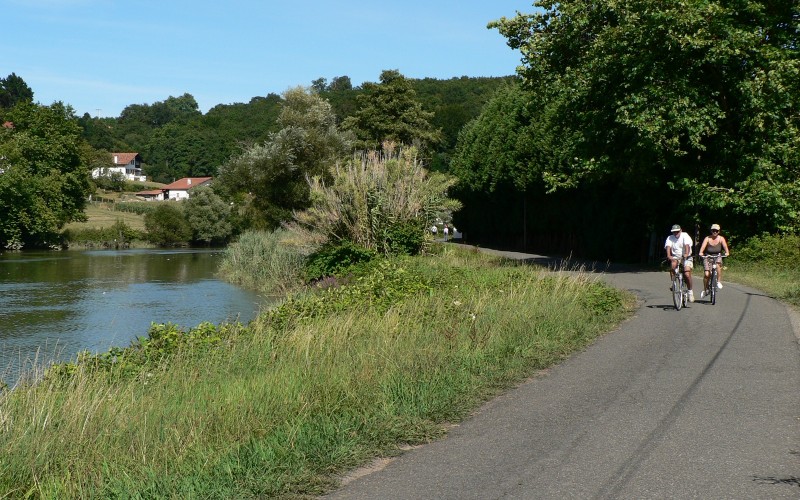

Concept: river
[[0, 248, 266, 384]]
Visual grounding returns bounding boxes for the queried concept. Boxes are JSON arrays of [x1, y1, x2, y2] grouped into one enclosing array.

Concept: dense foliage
[[0, 102, 94, 249], [216, 87, 353, 229], [452, 0, 800, 258], [342, 70, 442, 152], [0, 73, 34, 109]]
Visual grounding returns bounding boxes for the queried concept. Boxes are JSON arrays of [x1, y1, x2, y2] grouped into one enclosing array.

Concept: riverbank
[[0, 245, 634, 498]]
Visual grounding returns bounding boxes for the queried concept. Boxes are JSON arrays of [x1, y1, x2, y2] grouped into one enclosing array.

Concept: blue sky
[[2, 0, 528, 118]]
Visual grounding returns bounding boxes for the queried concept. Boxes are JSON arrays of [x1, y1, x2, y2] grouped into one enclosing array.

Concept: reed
[[0, 246, 633, 498], [216, 229, 307, 295]]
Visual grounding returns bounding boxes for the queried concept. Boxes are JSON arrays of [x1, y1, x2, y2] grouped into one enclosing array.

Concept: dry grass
[[64, 203, 147, 232]]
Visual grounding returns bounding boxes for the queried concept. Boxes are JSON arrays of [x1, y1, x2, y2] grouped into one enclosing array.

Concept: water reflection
[[0, 249, 266, 383]]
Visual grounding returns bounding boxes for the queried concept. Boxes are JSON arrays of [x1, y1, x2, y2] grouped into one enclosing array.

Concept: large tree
[[343, 70, 442, 151], [489, 0, 800, 240], [0, 73, 34, 109], [0, 102, 93, 249], [216, 87, 352, 229]]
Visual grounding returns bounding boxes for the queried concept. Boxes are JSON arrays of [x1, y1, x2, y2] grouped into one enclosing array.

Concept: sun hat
[[710, 223, 720, 231], [671, 224, 681, 232]]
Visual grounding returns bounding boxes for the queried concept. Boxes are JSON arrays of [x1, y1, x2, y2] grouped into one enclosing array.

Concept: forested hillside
[[76, 75, 514, 184]]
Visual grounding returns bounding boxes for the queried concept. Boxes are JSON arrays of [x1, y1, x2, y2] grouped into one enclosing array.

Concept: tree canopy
[[216, 87, 353, 229], [0, 73, 33, 109], [342, 70, 442, 152], [455, 0, 800, 255], [0, 102, 93, 249]]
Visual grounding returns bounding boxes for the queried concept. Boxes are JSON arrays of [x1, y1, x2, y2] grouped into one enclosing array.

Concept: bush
[[93, 172, 127, 192], [114, 202, 159, 216], [62, 220, 146, 246], [304, 240, 378, 282], [729, 233, 800, 267], [385, 220, 425, 255], [144, 203, 192, 246]]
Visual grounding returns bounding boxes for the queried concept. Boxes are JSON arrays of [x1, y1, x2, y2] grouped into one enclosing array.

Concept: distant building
[[135, 177, 213, 201], [134, 189, 164, 201], [92, 152, 146, 182]]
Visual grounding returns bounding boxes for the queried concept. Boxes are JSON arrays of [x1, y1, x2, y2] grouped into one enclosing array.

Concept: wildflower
[[453, 300, 462, 307]]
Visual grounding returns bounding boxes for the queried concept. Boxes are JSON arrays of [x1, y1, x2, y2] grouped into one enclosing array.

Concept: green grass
[[722, 233, 800, 308], [64, 202, 147, 232], [0, 246, 634, 498]]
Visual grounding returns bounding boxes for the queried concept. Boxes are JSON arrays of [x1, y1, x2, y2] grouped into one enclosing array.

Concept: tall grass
[[724, 233, 800, 307], [0, 246, 633, 498], [216, 229, 307, 295]]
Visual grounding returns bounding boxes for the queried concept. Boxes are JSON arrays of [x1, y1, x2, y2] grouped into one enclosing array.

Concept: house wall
[[166, 190, 190, 201]]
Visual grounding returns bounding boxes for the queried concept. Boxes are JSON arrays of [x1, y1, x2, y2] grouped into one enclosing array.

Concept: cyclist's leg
[[668, 257, 678, 288], [683, 259, 694, 301]]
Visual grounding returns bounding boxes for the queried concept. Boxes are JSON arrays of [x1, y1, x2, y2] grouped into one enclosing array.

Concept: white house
[[161, 177, 213, 200], [92, 152, 146, 182]]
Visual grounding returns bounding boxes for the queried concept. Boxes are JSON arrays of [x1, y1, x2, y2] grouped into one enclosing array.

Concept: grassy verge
[[0, 246, 634, 498], [722, 234, 800, 309]]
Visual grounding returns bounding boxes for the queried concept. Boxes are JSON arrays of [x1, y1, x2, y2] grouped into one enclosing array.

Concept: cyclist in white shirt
[[665, 224, 695, 302]]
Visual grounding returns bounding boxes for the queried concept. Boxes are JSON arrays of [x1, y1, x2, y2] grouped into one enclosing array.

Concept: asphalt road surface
[[325, 250, 800, 499]]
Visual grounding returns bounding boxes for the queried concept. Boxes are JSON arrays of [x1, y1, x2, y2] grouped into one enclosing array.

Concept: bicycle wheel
[[673, 275, 683, 310], [710, 268, 717, 305]]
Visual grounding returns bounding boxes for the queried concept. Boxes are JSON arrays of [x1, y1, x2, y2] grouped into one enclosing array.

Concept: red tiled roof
[[111, 152, 139, 165], [162, 177, 213, 190]]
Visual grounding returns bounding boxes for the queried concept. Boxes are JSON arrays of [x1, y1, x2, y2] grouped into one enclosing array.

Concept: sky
[[2, 0, 529, 118]]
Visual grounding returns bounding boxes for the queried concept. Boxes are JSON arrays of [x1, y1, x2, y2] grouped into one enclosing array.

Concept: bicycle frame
[[671, 260, 688, 310], [704, 255, 723, 305]]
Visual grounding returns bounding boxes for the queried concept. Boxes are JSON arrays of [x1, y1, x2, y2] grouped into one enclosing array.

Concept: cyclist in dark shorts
[[698, 223, 730, 298]]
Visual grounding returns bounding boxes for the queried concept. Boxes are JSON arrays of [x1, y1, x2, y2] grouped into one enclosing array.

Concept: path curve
[[325, 248, 800, 499]]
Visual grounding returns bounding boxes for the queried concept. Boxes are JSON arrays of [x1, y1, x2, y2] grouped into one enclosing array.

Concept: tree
[[184, 186, 233, 244], [0, 102, 93, 249], [0, 73, 34, 109], [342, 70, 442, 151], [216, 87, 352, 229], [144, 203, 192, 246], [450, 82, 542, 193], [489, 0, 800, 241]]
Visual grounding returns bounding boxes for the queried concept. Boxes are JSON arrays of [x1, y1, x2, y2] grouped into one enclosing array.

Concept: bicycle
[[670, 258, 690, 310], [702, 254, 726, 305]]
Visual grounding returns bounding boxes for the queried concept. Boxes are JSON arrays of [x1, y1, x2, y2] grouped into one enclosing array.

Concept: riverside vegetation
[[0, 245, 634, 498]]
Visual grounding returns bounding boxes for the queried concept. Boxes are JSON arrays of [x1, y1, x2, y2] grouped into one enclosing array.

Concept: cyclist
[[698, 223, 730, 298], [665, 224, 695, 302]]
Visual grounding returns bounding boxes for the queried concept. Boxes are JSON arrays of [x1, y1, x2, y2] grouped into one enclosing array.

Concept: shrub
[[114, 202, 159, 216], [730, 233, 800, 266], [144, 203, 192, 246], [62, 220, 146, 246], [304, 240, 378, 282], [385, 220, 425, 255]]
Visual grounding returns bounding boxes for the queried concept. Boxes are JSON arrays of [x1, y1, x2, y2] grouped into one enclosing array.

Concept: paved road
[[325, 250, 800, 499]]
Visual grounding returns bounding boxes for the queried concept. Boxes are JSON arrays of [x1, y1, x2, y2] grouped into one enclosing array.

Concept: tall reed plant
[[217, 229, 307, 295], [288, 145, 461, 255]]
